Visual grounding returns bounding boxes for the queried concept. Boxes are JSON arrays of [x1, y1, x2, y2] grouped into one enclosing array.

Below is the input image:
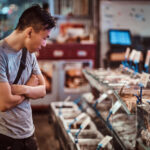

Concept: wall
[[100, 0, 150, 67]]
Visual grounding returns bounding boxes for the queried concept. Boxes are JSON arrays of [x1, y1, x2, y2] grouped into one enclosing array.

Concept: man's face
[[26, 28, 50, 53]]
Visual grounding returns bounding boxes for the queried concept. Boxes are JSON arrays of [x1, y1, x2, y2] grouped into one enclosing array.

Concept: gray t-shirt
[[0, 40, 41, 139]]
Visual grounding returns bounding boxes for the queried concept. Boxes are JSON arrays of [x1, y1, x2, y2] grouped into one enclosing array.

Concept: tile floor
[[33, 111, 60, 150]]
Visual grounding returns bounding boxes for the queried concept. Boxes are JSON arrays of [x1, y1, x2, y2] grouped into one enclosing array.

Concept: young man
[[0, 4, 55, 150]]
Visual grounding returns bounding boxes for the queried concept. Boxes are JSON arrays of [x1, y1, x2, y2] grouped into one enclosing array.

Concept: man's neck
[[4, 30, 25, 51]]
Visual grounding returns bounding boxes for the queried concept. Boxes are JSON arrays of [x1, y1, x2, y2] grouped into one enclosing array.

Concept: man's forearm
[[0, 95, 25, 112], [25, 85, 46, 99], [11, 84, 46, 99], [11, 74, 46, 99]]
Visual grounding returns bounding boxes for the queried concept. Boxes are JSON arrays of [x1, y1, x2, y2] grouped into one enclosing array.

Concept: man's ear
[[25, 27, 33, 38]]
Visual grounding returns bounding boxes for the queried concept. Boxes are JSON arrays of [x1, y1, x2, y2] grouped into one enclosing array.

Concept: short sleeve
[[0, 51, 8, 82], [32, 53, 41, 75]]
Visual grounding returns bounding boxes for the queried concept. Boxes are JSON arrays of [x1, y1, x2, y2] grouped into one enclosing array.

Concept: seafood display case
[[81, 69, 139, 150], [48, 67, 150, 150], [49, 100, 114, 150]]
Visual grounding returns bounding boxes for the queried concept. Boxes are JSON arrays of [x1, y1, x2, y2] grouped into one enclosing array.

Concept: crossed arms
[[0, 74, 46, 112]]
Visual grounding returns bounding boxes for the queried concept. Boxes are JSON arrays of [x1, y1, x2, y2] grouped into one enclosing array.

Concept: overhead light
[[2, 6, 9, 14]]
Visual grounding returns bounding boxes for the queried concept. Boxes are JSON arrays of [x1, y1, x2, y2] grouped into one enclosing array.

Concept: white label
[[107, 90, 113, 95], [125, 47, 130, 59], [134, 51, 141, 63], [82, 93, 94, 102], [111, 101, 122, 114], [97, 93, 108, 103], [129, 49, 136, 61], [140, 73, 149, 87], [103, 80, 109, 84], [97, 90, 113, 103], [61, 96, 71, 110], [145, 50, 150, 66], [53, 50, 64, 57], [77, 50, 87, 57], [80, 117, 90, 130], [76, 113, 86, 121], [64, 96, 71, 102], [98, 135, 113, 148]]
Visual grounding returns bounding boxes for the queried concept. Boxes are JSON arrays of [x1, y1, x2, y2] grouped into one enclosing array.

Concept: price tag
[[111, 101, 122, 114], [53, 50, 64, 57], [134, 51, 141, 63], [145, 50, 150, 66], [76, 113, 86, 121], [98, 136, 112, 148], [97, 93, 108, 103], [107, 90, 113, 95], [61, 96, 71, 108], [64, 96, 71, 102], [97, 90, 113, 103], [82, 93, 94, 103], [140, 72, 150, 87], [129, 49, 136, 61], [80, 117, 90, 130], [125, 47, 130, 59]]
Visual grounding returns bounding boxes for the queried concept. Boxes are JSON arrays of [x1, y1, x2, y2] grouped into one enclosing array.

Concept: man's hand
[[10, 74, 46, 99], [11, 74, 39, 95], [26, 74, 39, 86]]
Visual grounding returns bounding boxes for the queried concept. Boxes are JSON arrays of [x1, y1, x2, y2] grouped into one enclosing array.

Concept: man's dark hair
[[42, 2, 49, 11], [16, 4, 55, 32]]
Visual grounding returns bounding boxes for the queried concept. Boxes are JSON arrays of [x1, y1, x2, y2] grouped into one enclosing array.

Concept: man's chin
[[36, 49, 40, 53]]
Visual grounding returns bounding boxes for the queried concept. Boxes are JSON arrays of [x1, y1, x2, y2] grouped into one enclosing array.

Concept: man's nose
[[42, 40, 47, 47]]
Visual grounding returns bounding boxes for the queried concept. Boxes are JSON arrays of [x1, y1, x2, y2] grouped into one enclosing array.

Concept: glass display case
[[48, 67, 150, 150], [81, 69, 138, 150]]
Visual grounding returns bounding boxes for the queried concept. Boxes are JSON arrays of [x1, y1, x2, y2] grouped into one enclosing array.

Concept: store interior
[[0, 0, 150, 150]]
